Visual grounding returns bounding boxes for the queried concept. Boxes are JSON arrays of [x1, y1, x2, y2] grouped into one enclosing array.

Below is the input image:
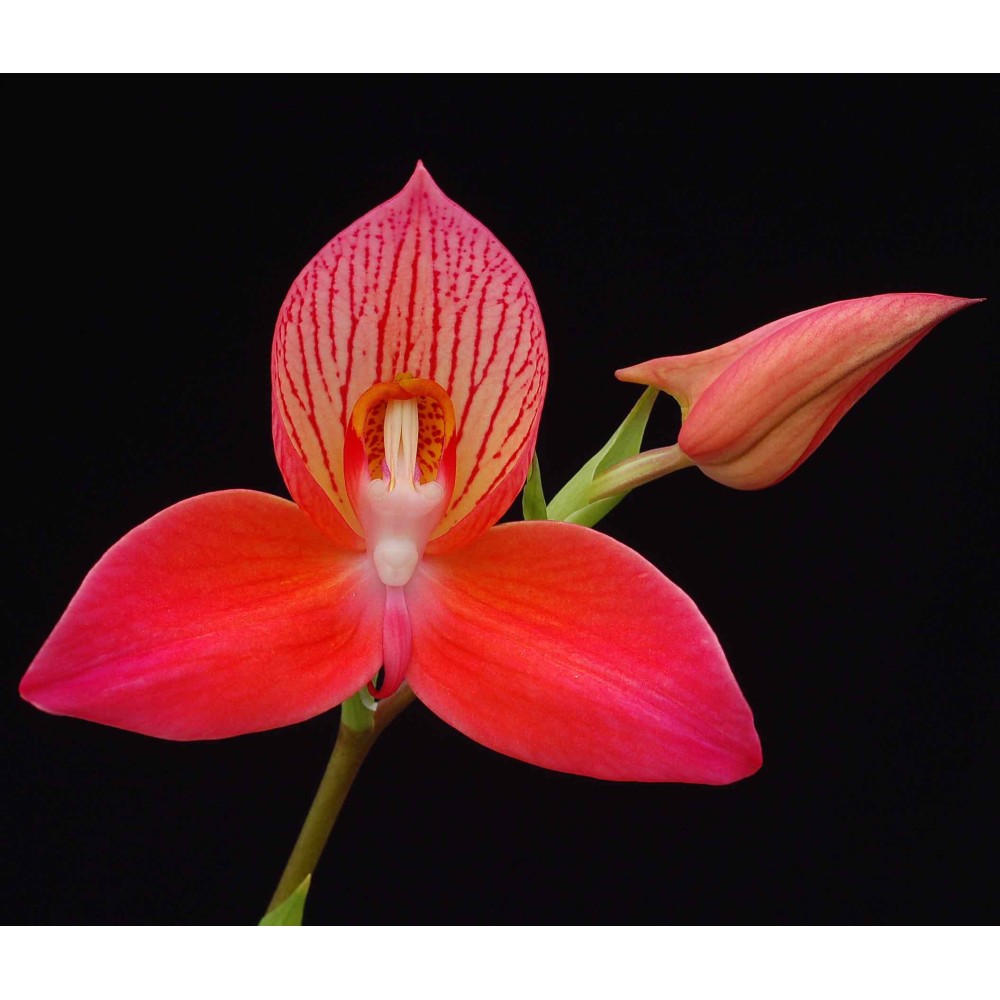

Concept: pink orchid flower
[[617, 293, 981, 490], [20, 164, 760, 784]]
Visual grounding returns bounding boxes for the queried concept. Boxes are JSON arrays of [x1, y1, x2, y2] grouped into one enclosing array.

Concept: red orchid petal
[[619, 293, 981, 489], [272, 163, 548, 546], [425, 408, 541, 555], [618, 301, 834, 413], [406, 522, 761, 783], [272, 406, 364, 550], [20, 491, 383, 740], [372, 585, 411, 699]]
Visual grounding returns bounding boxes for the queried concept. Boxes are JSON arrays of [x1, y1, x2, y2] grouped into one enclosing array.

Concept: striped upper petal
[[272, 164, 548, 549]]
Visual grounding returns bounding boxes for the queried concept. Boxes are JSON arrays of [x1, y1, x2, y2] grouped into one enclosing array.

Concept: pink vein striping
[[273, 168, 548, 535]]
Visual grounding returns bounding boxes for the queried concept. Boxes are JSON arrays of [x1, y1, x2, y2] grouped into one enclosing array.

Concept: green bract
[[259, 874, 311, 926], [546, 387, 658, 527], [521, 454, 548, 521]]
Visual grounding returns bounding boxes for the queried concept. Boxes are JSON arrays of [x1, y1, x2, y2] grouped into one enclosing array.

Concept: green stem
[[265, 685, 416, 915], [587, 443, 694, 502]]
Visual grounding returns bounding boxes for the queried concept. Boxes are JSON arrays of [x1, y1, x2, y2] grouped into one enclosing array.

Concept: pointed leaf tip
[[547, 386, 658, 527], [521, 454, 548, 521], [260, 874, 312, 926]]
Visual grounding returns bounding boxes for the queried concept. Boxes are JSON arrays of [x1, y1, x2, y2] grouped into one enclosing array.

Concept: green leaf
[[259, 874, 311, 926], [521, 453, 548, 521], [547, 387, 659, 528]]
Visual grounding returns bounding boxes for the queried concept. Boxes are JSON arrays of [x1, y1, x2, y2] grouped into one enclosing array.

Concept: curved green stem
[[587, 443, 694, 502], [265, 685, 416, 915]]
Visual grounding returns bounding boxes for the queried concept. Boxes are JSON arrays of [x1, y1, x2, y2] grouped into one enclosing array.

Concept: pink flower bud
[[618, 293, 982, 489]]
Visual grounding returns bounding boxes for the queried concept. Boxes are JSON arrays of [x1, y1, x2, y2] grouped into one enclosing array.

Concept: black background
[[4, 77, 996, 925]]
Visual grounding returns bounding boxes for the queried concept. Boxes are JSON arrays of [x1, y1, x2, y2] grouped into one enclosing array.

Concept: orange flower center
[[348, 373, 455, 591], [351, 373, 455, 489]]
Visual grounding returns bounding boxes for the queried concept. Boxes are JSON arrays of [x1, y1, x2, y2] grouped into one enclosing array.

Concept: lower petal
[[21, 490, 383, 740], [406, 522, 761, 783]]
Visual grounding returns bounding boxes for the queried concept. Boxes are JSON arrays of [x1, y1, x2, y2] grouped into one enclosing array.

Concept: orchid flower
[[608, 293, 980, 492], [20, 164, 760, 785]]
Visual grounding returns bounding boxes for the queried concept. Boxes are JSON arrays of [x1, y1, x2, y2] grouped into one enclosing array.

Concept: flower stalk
[[265, 685, 416, 917], [588, 443, 694, 502]]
